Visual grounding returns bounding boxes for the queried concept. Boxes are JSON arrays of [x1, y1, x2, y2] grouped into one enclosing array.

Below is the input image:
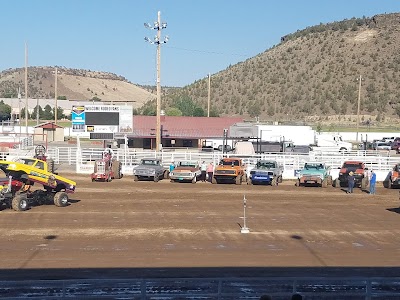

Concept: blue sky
[[1, 1, 399, 87]]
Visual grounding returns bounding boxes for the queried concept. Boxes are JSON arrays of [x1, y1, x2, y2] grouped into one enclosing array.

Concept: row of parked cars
[[359, 137, 400, 152], [131, 157, 400, 190]]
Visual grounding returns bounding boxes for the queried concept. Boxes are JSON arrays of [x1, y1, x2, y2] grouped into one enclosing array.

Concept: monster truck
[[0, 158, 76, 210], [212, 157, 246, 185], [383, 163, 400, 189], [248, 159, 283, 185], [169, 161, 201, 183], [296, 162, 332, 187], [133, 158, 169, 182], [334, 160, 369, 189]]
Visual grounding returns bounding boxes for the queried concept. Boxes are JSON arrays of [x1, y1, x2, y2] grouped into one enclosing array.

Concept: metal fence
[[1, 276, 399, 299], [3, 147, 399, 174]]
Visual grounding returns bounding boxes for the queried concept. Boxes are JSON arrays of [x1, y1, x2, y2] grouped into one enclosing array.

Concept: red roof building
[[125, 116, 243, 149]]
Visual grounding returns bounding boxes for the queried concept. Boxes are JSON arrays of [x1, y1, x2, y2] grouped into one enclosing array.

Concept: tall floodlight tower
[[144, 11, 169, 152]]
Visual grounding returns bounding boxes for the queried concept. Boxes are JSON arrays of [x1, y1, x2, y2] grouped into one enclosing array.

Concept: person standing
[[206, 162, 214, 183], [347, 171, 355, 194], [200, 161, 207, 182], [169, 162, 175, 172], [369, 169, 377, 195]]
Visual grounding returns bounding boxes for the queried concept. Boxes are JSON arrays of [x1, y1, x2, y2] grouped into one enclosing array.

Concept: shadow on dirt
[[386, 207, 400, 214]]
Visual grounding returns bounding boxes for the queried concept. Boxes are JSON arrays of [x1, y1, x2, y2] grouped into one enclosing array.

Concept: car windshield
[[17, 158, 36, 166], [305, 163, 324, 169], [221, 160, 239, 166], [142, 160, 158, 166], [257, 161, 276, 169], [179, 162, 196, 167], [343, 163, 363, 169]]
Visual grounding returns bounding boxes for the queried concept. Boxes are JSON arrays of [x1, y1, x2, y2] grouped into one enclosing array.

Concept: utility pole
[[36, 98, 39, 125], [144, 11, 169, 152], [356, 75, 363, 142], [24, 43, 28, 135], [54, 67, 58, 124], [207, 73, 211, 117]]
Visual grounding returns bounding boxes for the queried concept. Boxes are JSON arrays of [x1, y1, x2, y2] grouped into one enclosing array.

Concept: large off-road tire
[[321, 178, 328, 188], [54, 192, 69, 207], [112, 161, 122, 179], [134, 175, 139, 182], [12, 194, 28, 211], [271, 177, 277, 186], [334, 178, 341, 188], [212, 177, 217, 184], [235, 176, 242, 185], [191, 176, 197, 184], [295, 179, 301, 187], [163, 171, 169, 179], [361, 177, 368, 190], [154, 175, 159, 182], [247, 178, 253, 185]]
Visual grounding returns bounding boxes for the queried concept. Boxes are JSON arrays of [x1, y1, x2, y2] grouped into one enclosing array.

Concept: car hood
[[173, 166, 198, 172], [301, 169, 325, 176]]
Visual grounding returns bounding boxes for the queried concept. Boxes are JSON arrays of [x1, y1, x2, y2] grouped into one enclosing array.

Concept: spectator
[[200, 161, 207, 182], [206, 162, 214, 183], [369, 169, 377, 195], [347, 171, 355, 194], [259, 295, 272, 300], [291, 294, 303, 300], [169, 162, 175, 173]]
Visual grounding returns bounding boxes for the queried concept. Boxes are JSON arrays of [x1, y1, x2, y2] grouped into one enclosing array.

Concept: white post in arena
[[241, 195, 250, 234]]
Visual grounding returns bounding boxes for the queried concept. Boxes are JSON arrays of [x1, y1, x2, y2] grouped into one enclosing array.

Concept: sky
[[1, 1, 399, 87]]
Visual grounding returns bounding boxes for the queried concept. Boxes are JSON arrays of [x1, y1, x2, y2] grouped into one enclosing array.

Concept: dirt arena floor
[[1, 174, 400, 280]]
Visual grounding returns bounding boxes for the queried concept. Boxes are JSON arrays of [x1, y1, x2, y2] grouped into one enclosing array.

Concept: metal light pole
[[144, 11, 169, 152], [356, 75, 363, 142]]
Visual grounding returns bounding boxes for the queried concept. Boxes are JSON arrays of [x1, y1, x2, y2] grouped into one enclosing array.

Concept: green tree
[[0, 101, 11, 121], [193, 107, 205, 117], [57, 95, 67, 100], [52, 106, 65, 120], [172, 94, 197, 116], [166, 107, 182, 116], [43, 104, 53, 120], [31, 105, 44, 120], [141, 104, 156, 116]]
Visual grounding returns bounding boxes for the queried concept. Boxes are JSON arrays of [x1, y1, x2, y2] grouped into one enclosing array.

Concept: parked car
[[374, 141, 392, 151], [133, 158, 169, 182], [169, 161, 201, 183], [381, 137, 396, 143], [391, 141, 400, 151], [295, 162, 332, 187]]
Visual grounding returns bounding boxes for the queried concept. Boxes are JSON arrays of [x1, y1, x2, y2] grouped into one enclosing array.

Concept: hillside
[[0, 67, 155, 109], [162, 13, 400, 122]]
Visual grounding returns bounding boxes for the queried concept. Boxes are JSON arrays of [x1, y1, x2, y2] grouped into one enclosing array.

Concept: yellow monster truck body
[[0, 158, 76, 193]]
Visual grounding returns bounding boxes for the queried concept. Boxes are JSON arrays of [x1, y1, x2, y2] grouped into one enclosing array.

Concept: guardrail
[[0, 276, 399, 299]]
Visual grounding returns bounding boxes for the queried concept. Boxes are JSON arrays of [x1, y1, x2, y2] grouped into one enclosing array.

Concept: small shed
[[34, 122, 65, 142]]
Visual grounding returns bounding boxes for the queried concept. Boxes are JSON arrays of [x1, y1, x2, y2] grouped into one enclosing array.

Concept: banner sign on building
[[71, 104, 133, 134], [71, 106, 85, 132]]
